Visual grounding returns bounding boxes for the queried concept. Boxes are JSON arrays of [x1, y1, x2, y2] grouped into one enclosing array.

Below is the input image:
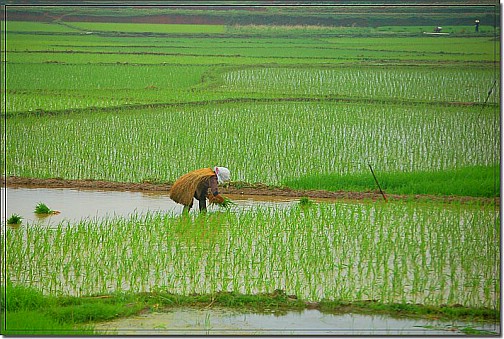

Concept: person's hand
[[213, 194, 225, 204]]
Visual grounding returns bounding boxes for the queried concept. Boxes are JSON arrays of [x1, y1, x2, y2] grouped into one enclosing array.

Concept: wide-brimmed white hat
[[214, 166, 230, 183]]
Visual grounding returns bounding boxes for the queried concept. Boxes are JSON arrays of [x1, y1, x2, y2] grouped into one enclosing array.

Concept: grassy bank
[[1, 284, 98, 335], [284, 165, 500, 198], [1, 284, 498, 335]]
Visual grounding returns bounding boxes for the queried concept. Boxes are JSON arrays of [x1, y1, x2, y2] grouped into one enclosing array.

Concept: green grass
[[318, 299, 499, 323], [1, 284, 497, 335], [0, 283, 143, 335], [284, 165, 500, 198], [2, 310, 94, 335], [0, 284, 97, 335]]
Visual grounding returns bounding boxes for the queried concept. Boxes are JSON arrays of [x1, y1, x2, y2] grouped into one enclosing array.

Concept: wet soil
[[2, 176, 498, 206]]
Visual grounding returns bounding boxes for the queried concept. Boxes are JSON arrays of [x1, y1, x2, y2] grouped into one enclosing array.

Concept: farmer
[[169, 166, 230, 213]]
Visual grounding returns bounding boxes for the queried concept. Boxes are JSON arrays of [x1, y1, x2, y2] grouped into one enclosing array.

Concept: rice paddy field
[[4, 203, 499, 309], [1, 5, 501, 332]]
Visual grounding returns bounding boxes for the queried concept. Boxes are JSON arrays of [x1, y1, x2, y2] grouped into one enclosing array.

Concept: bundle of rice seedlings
[[35, 202, 52, 214], [34, 202, 60, 215], [7, 214, 22, 225], [169, 168, 216, 206], [299, 196, 314, 207], [211, 196, 237, 209]]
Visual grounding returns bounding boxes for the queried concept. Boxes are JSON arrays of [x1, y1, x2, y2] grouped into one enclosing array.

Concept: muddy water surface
[[2, 187, 296, 226], [93, 306, 499, 336]]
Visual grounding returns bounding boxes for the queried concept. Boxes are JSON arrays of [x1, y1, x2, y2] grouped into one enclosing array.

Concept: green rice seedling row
[[5, 63, 208, 113], [285, 165, 500, 197], [4, 102, 498, 185], [220, 67, 497, 103], [5, 31, 498, 66], [7, 64, 205, 91], [7, 60, 497, 96], [4, 202, 499, 309], [6, 63, 497, 114]]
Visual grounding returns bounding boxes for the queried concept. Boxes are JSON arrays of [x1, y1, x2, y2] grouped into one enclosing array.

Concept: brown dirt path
[[2, 176, 498, 206]]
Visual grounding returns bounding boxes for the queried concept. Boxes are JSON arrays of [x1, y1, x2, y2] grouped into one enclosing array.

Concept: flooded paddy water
[[2, 186, 500, 335], [1, 186, 296, 226], [94, 307, 499, 336]]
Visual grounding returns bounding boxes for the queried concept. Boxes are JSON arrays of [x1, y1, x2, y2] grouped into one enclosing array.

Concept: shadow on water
[[93, 306, 500, 336]]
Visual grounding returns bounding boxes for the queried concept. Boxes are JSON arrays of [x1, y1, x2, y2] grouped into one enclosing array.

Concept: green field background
[[1, 7, 501, 330], [2, 15, 500, 197]]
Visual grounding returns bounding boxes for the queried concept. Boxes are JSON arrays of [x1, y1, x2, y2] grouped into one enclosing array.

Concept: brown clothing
[[195, 175, 219, 199], [192, 175, 219, 211]]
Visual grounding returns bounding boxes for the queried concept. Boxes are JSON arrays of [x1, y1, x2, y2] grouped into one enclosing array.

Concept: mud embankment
[[2, 176, 498, 205]]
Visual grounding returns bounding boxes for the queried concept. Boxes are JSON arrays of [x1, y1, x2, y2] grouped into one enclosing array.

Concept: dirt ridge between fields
[[2, 176, 498, 206], [5, 96, 488, 118]]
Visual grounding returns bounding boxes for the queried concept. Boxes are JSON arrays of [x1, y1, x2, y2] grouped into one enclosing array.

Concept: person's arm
[[208, 175, 224, 203], [209, 175, 219, 196]]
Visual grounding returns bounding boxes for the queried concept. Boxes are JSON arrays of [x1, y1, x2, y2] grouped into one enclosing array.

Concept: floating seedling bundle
[[34, 202, 60, 215], [7, 214, 23, 225]]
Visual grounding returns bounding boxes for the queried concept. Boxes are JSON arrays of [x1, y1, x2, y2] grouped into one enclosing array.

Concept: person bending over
[[169, 166, 230, 213]]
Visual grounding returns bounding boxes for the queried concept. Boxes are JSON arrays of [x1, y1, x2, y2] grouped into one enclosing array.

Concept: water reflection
[[93, 306, 500, 335]]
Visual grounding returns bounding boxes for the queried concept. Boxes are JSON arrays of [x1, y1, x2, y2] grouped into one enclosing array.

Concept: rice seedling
[[4, 101, 498, 188], [34, 202, 52, 214], [5, 63, 209, 113], [285, 165, 500, 198], [34, 202, 59, 215], [4, 17, 498, 195], [5, 23, 497, 114], [221, 67, 496, 103], [298, 197, 314, 207], [3, 201, 499, 310], [2, 14, 499, 319], [7, 214, 23, 225], [211, 196, 237, 209]]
